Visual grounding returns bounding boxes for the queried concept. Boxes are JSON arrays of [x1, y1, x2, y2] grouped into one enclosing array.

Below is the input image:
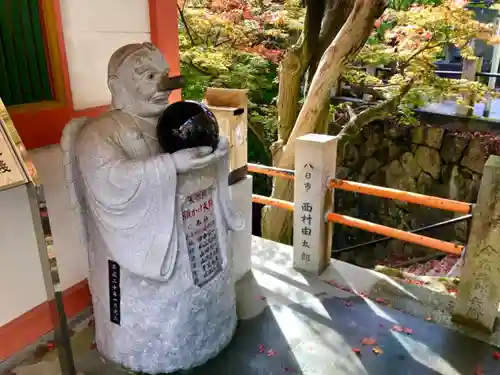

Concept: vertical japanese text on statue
[[183, 188, 222, 287], [108, 260, 121, 325], [0, 153, 11, 174], [299, 201, 313, 260]]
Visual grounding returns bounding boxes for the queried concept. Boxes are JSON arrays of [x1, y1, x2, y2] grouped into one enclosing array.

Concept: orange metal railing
[[325, 212, 463, 255], [328, 178, 472, 214], [249, 162, 470, 256], [248, 163, 473, 214], [252, 194, 294, 212], [248, 163, 295, 181]]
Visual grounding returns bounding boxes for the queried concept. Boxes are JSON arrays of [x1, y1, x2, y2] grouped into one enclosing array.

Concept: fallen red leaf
[[267, 349, 278, 357], [392, 325, 404, 332], [493, 351, 500, 359], [372, 346, 384, 355], [257, 344, 266, 353], [352, 347, 361, 354], [361, 337, 377, 345], [375, 298, 386, 304], [403, 327, 413, 335], [47, 342, 55, 351]]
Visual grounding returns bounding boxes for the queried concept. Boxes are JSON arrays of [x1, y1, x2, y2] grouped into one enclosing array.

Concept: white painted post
[[488, 18, 500, 90], [456, 57, 482, 116], [485, 17, 500, 117], [229, 175, 253, 282], [453, 155, 500, 332], [293, 134, 337, 274]]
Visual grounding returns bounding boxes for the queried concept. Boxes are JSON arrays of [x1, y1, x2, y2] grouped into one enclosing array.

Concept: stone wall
[[331, 119, 500, 268]]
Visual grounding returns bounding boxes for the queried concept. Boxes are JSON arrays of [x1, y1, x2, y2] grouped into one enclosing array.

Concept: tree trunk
[[305, 0, 354, 92], [276, 46, 306, 141], [262, 0, 387, 244]]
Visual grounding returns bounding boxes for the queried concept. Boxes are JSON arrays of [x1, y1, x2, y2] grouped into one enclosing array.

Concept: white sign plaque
[[0, 123, 26, 191], [0, 98, 33, 191], [182, 187, 223, 287]]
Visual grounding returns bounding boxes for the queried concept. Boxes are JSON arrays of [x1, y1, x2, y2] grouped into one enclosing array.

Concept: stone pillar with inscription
[[453, 155, 500, 332], [293, 134, 338, 274]]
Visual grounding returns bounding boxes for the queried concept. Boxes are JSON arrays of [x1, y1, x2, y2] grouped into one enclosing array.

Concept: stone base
[[229, 175, 253, 282], [451, 313, 496, 334]]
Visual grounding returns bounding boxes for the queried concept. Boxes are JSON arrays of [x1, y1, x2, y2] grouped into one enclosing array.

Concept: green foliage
[[345, 0, 500, 122], [178, 0, 302, 194], [179, 0, 500, 194]]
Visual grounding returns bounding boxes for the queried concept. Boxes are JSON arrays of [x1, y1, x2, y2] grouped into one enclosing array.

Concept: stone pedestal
[[229, 175, 253, 282], [293, 134, 338, 275], [453, 155, 500, 332]]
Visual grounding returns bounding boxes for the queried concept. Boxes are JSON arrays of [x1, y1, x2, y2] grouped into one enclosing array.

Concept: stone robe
[[61, 110, 243, 374]]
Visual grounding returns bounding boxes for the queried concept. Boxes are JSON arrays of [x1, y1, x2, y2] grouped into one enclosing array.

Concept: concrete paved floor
[[9, 237, 500, 374], [74, 295, 500, 375]]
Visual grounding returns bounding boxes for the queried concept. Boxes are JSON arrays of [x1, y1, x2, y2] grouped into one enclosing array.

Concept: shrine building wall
[[0, 0, 180, 361]]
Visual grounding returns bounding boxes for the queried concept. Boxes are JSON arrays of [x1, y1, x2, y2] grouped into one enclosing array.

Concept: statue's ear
[[108, 76, 126, 109]]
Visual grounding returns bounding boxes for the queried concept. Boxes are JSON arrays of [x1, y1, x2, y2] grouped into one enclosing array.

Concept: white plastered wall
[[28, 0, 152, 291], [59, 0, 151, 110], [0, 185, 51, 325]]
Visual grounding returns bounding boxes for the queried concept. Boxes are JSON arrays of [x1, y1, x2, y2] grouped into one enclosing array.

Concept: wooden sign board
[[203, 88, 248, 173], [0, 98, 35, 192]]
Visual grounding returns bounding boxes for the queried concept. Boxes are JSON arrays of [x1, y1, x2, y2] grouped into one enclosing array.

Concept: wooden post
[[456, 57, 482, 116], [203, 88, 252, 282], [452, 155, 500, 332], [203, 88, 248, 176], [293, 134, 337, 274]]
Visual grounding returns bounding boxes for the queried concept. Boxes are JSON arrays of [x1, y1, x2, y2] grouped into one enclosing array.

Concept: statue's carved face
[[110, 47, 171, 118]]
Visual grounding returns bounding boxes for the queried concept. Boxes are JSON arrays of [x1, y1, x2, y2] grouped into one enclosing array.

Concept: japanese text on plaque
[[183, 188, 222, 287]]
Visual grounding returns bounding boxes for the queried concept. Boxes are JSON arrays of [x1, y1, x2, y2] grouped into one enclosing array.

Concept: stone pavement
[[8, 236, 500, 374]]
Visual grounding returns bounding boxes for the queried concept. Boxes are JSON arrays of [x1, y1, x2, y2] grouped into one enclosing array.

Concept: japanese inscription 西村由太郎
[[298, 163, 315, 261]]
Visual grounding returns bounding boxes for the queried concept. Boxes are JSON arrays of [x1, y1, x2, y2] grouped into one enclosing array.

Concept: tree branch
[[338, 78, 414, 140], [277, 0, 387, 168], [177, 3, 196, 46]]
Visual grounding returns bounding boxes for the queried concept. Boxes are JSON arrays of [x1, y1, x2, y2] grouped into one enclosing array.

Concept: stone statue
[[60, 42, 243, 374]]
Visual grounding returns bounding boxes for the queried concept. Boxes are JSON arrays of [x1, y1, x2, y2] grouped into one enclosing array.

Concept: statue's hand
[[171, 146, 215, 173], [171, 137, 229, 173]]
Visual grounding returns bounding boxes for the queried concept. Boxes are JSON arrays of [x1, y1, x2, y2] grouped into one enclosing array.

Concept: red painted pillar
[[149, 0, 182, 102]]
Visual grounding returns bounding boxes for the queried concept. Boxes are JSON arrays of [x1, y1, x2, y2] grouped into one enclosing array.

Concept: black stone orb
[[157, 100, 219, 154]]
